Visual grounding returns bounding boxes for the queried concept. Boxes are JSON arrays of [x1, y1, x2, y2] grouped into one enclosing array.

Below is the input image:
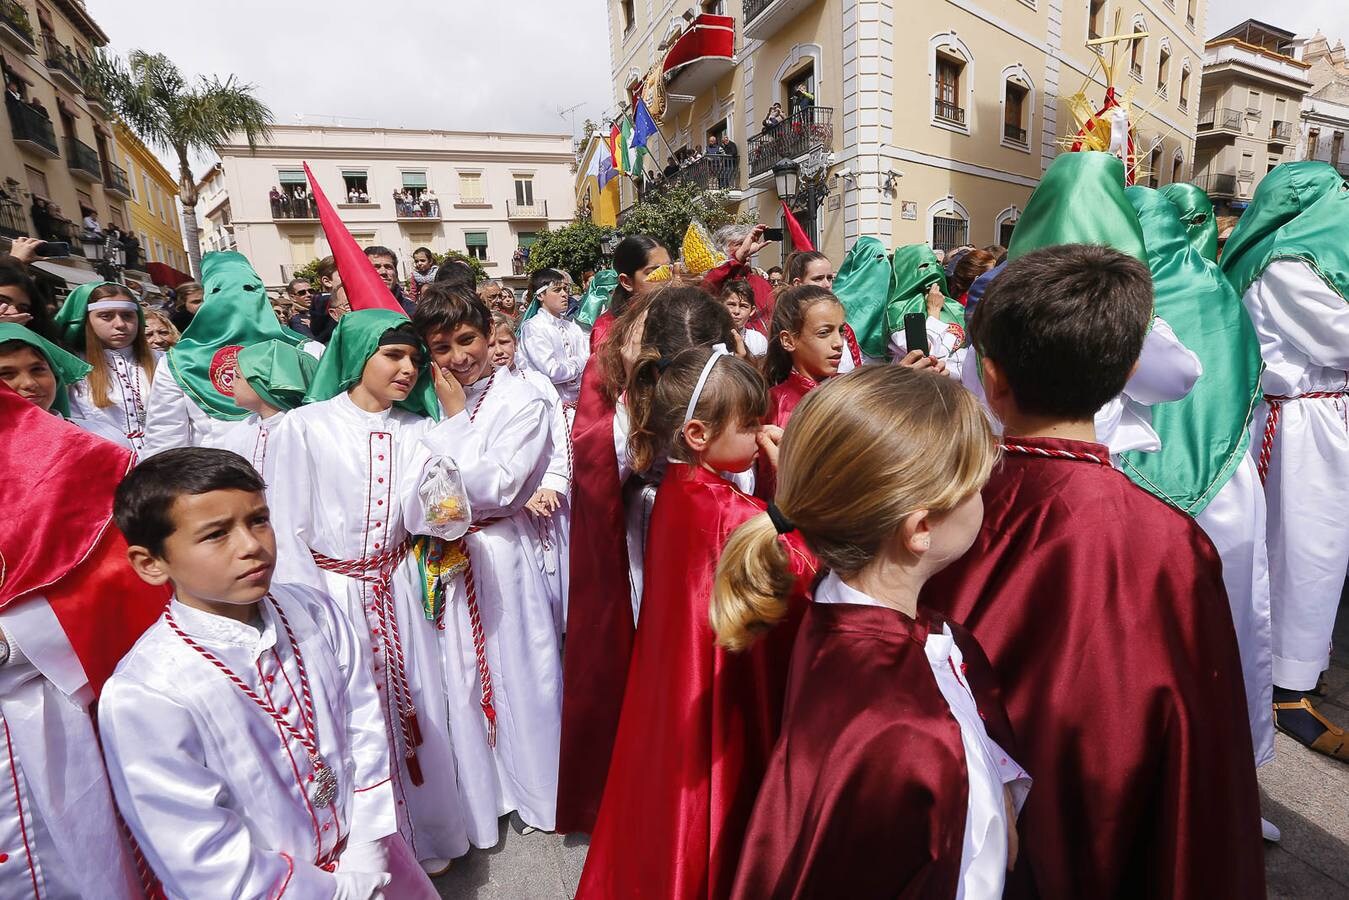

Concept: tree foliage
[[526, 219, 611, 282]]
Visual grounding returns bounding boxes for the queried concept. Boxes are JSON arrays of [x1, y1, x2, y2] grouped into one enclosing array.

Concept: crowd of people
[[0, 151, 1345, 899]]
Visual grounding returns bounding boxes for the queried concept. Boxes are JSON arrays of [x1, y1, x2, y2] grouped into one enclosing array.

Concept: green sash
[[575, 269, 618, 330]]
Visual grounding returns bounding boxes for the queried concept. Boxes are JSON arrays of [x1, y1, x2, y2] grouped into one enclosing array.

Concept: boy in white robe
[[103, 448, 435, 898], [208, 339, 318, 472], [414, 284, 562, 836]]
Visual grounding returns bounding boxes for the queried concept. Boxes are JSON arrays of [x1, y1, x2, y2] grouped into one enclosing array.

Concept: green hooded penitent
[[832, 236, 891, 359], [1117, 187, 1264, 516], [167, 251, 306, 422], [1159, 182, 1219, 263], [303, 309, 438, 418], [0, 322, 91, 417], [236, 339, 318, 412], [575, 269, 619, 330], [51, 281, 141, 349], [884, 244, 962, 342], [1008, 151, 1147, 262], [1220, 161, 1349, 303]]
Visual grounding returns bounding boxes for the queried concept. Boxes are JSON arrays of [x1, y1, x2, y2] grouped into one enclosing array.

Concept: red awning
[[146, 261, 192, 288], [662, 14, 736, 95]]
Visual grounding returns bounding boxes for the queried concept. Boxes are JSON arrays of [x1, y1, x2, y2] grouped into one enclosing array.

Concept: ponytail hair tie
[[766, 501, 796, 535], [656, 356, 673, 372]]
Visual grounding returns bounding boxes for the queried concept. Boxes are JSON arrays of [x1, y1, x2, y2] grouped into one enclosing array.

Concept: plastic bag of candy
[[419, 459, 471, 541]]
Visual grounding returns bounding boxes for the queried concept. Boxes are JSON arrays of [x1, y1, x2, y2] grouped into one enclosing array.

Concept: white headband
[[683, 343, 730, 425], [86, 299, 138, 313]]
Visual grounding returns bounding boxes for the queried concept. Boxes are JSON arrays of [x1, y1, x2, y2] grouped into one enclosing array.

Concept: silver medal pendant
[[309, 754, 338, 807]]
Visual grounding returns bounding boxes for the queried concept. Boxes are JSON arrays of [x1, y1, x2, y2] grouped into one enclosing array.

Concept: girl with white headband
[[53, 281, 159, 453], [578, 344, 818, 900]]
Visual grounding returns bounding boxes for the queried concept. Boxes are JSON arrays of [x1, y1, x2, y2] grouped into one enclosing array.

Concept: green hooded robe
[[574, 269, 619, 330], [1117, 187, 1264, 515], [883, 244, 962, 347], [1159, 182, 1220, 263], [1008, 152, 1147, 262], [832, 236, 891, 359], [51, 281, 141, 350], [0, 322, 91, 417], [303, 309, 438, 418], [236, 339, 319, 412]]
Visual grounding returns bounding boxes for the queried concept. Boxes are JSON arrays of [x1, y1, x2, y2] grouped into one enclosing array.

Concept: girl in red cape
[[557, 284, 734, 833], [577, 346, 817, 900], [714, 366, 1029, 900], [587, 235, 669, 351]]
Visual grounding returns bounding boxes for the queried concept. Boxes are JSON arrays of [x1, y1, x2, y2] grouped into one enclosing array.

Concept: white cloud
[[84, 0, 613, 136], [1203, 2, 1349, 41]]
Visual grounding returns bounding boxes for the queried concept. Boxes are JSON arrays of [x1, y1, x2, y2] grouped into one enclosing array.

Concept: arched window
[[994, 205, 1020, 247], [928, 195, 970, 253], [1129, 16, 1147, 81], [1171, 149, 1185, 185], [1001, 65, 1035, 151], [1157, 39, 1171, 98], [929, 33, 974, 135], [1178, 60, 1191, 112]]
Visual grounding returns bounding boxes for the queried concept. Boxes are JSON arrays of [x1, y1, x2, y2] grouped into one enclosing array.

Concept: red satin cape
[[731, 601, 1019, 900], [924, 435, 1265, 900], [0, 385, 168, 696], [556, 354, 633, 833], [577, 464, 816, 900], [755, 370, 816, 501]]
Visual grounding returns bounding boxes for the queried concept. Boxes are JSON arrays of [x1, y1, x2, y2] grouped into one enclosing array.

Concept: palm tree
[[93, 50, 272, 277]]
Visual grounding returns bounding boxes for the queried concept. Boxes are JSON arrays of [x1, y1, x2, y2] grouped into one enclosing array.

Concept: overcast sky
[[1207, 1, 1348, 39], [84, 0, 616, 140]]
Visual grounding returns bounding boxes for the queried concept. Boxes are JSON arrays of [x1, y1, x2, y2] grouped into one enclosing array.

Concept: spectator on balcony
[[406, 246, 438, 305], [706, 134, 724, 156], [31, 197, 55, 241], [363, 244, 414, 314], [5, 78, 22, 105], [268, 185, 282, 215], [512, 245, 526, 275], [663, 156, 679, 179], [422, 188, 438, 216], [81, 207, 102, 242], [790, 84, 815, 118], [120, 231, 141, 270], [762, 102, 786, 131], [28, 95, 48, 119], [284, 278, 316, 338]]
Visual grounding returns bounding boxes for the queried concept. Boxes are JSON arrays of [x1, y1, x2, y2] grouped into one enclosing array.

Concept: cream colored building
[[1194, 20, 1312, 215], [199, 124, 575, 288], [0, 0, 130, 271], [1292, 32, 1349, 176], [605, 0, 1207, 264]]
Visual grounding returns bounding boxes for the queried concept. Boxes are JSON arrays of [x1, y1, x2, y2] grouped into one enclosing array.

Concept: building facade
[[113, 120, 190, 276], [1195, 20, 1312, 215], [1293, 32, 1349, 176], [200, 124, 575, 288], [0, 0, 130, 268], [603, 0, 1207, 266]]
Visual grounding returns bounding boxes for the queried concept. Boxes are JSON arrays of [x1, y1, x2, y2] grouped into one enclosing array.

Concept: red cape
[[577, 464, 817, 899], [0, 384, 168, 695], [557, 355, 633, 833], [732, 601, 1020, 899], [702, 260, 776, 335], [589, 309, 615, 352], [924, 436, 1265, 899], [756, 370, 816, 501]]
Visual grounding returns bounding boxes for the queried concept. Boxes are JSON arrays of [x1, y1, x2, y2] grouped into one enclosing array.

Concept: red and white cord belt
[[458, 520, 501, 747], [1258, 391, 1349, 484], [311, 541, 426, 784]]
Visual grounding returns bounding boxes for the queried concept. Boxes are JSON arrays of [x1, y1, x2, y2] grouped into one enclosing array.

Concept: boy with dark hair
[[925, 244, 1264, 900], [102, 447, 435, 899]]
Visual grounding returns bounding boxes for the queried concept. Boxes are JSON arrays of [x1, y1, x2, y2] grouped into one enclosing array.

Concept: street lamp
[[82, 232, 126, 282], [773, 157, 801, 203]]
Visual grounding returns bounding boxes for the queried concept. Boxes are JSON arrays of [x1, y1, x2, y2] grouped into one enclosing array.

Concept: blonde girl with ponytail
[[716, 365, 1032, 900], [577, 345, 818, 900]]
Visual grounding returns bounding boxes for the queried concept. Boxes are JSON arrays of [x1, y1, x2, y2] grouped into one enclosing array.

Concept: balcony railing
[[396, 197, 440, 219], [0, 0, 36, 52], [0, 195, 27, 238], [7, 98, 58, 156], [45, 39, 87, 91], [744, 0, 772, 23], [506, 199, 549, 219], [669, 154, 740, 192], [1197, 107, 1242, 132], [747, 106, 835, 177], [935, 99, 966, 125], [1003, 123, 1027, 145], [65, 136, 102, 182], [103, 160, 133, 199], [270, 196, 318, 220], [1269, 121, 1293, 143], [1196, 172, 1237, 196]]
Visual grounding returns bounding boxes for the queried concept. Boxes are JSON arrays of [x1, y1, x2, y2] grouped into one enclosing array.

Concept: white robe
[[264, 392, 472, 860], [0, 597, 141, 900], [517, 368, 572, 636], [100, 586, 430, 899], [889, 316, 967, 380], [433, 372, 562, 835], [67, 346, 161, 454], [140, 365, 250, 459], [205, 410, 286, 473], [814, 573, 1030, 899], [1241, 259, 1349, 691], [518, 308, 589, 406]]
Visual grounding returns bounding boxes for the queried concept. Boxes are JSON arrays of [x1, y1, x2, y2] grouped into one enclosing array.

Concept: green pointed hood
[[167, 252, 306, 422], [1159, 182, 1219, 262], [303, 309, 438, 418], [832, 236, 891, 358], [0, 322, 91, 417], [236, 339, 318, 412], [575, 269, 618, 330], [884, 244, 962, 338], [1117, 187, 1263, 516], [52, 281, 141, 349], [1009, 152, 1147, 262], [1220, 161, 1349, 302]]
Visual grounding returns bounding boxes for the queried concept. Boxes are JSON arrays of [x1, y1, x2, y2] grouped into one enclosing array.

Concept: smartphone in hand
[[762, 227, 784, 241], [34, 241, 70, 258], [903, 312, 929, 357]]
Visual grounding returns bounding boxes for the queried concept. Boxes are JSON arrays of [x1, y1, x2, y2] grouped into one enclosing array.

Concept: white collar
[[812, 570, 887, 609], [105, 345, 136, 361], [169, 596, 277, 659], [335, 389, 396, 423]]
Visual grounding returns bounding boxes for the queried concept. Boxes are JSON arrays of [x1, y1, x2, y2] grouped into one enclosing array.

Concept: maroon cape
[[577, 464, 817, 900], [924, 435, 1265, 900], [0, 384, 168, 695], [556, 354, 633, 833], [589, 308, 615, 351], [731, 600, 1020, 900], [755, 370, 817, 501]]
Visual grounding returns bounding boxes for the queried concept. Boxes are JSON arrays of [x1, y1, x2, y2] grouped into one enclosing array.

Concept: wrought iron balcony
[[744, 0, 817, 41], [668, 154, 740, 192], [0, 195, 28, 238], [7, 97, 58, 157], [1196, 172, 1237, 196], [396, 197, 440, 219], [506, 199, 548, 220], [104, 160, 134, 199], [748, 106, 835, 177], [1197, 107, 1242, 133], [45, 39, 86, 93], [66, 136, 102, 182], [1269, 121, 1293, 143], [270, 195, 318, 220], [0, 0, 36, 53], [935, 99, 966, 126]]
